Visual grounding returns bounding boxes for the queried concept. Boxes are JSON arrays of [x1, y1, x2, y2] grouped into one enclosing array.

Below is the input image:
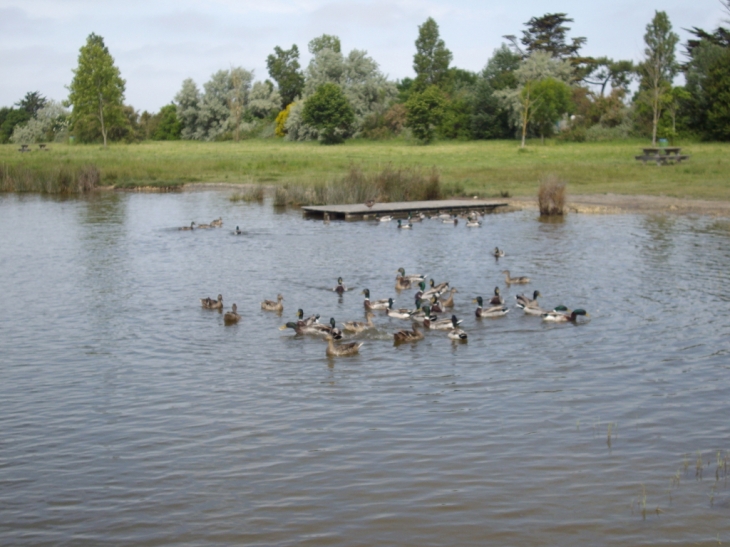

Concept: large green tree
[[413, 17, 453, 91], [16, 91, 47, 117], [505, 13, 586, 59], [67, 33, 126, 146], [302, 82, 354, 144], [704, 48, 730, 140], [266, 45, 304, 108], [530, 77, 573, 142], [406, 85, 447, 143], [636, 11, 679, 145]]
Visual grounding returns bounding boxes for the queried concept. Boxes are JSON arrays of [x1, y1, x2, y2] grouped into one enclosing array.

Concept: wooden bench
[[39, 143, 48, 151]]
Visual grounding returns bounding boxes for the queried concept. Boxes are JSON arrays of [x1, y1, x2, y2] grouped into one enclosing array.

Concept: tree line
[[2, 6, 729, 146]]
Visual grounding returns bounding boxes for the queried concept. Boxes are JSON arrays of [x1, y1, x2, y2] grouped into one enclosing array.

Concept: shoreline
[[508, 193, 730, 217], [108, 183, 730, 217]]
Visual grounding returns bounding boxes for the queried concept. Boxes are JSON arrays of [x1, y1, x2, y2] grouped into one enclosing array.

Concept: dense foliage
[[6, 9, 729, 146]]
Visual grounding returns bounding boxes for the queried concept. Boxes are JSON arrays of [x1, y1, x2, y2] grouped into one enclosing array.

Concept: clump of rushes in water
[[607, 422, 613, 447], [696, 451, 704, 479], [230, 185, 265, 203], [538, 174, 566, 215], [1, 163, 100, 193]]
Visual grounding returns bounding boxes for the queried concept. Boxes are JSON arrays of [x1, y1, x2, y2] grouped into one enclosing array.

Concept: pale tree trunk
[[98, 93, 107, 147], [520, 83, 531, 148]]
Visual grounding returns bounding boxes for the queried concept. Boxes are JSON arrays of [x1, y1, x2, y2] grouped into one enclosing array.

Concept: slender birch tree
[[637, 11, 679, 146]]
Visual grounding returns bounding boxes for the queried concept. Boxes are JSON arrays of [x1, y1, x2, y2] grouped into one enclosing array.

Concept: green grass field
[[2, 138, 729, 199]]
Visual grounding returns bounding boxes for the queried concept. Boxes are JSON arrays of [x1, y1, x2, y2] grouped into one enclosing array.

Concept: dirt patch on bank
[[508, 194, 730, 217]]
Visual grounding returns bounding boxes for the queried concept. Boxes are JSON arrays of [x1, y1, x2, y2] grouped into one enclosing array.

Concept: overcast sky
[[0, 0, 726, 112]]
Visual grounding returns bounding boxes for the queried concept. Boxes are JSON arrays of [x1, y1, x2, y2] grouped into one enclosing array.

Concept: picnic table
[[635, 146, 689, 165], [18, 144, 30, 153]]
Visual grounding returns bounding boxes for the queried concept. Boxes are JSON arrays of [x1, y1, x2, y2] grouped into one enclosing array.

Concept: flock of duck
[[375, 211, 485, 228], [197, 230, 590, 357]]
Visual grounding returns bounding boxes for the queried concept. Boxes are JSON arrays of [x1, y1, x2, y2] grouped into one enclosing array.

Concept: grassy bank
[[1, 139, 729, 200]]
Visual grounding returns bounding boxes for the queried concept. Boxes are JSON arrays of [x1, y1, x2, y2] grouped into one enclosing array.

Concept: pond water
[[1, 191, 729, 546]]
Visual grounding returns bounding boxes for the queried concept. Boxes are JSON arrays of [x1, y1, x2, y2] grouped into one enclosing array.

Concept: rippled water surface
[[1, 191, 729, 546]]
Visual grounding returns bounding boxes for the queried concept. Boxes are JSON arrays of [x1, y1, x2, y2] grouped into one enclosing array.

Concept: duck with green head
[[542, 307, 589, 322], [362, 288, 390, 310], [473, 296, 509, 318]]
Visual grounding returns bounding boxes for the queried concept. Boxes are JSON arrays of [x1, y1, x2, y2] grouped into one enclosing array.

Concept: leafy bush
[[302, 83, 355, 144]]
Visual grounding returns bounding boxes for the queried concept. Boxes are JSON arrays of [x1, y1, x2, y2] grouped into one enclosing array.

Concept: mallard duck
[[196, 222, 212, 229], [386, 298, 413, 319], [408, 212, 424, 223], [439, 288, 457, 308], [515, 290, 541, 310], [343, 312, 375, 333], [200, 294, 223, 309], [542, 308, 589, 322], [437, 212, 451, 219], [333, 277, 348, 295], [365, 199, 376, 209], [325, 335, 363, 357], [224, 303, 241, 324], [442, 215, 458, 225], [473, 296, 509, 318], [488, 287, 504, 306], [397, 219, 412, 229], [395, 275, 412, 290], [232, 225, 243, 235], [312, 317, 343, 338], [296, 308, 320, 326], [179, 221, 196, 231], [378, 215, 393, 222], [448, 326, 468, 341], [429, 296, 444, 313], [502, 270, 530, 285], [396, 268, 426, 284], [280, 321, 324, 336], [422, 279, 449, 300], [261, 294, 284, 312], [210, 217, 223, 227], [362, 288, 389, 310], [493, 247, 505, 258], [425, 313, 463, 330], [393, 323, 424, 343], [409, 301, 432, 320], [466, 218, 482, 227]]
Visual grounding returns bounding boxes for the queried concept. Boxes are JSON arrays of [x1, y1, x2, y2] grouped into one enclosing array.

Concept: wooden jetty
[[301, 199, 509, 221]]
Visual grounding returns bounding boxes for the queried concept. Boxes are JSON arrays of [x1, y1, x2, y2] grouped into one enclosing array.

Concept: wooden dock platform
[[301, 199, 509, 221]]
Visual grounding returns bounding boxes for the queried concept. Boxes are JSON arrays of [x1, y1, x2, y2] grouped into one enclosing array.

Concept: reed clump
[[274, 164, 442, 207], [1, 163, 100, 194], [538, 174, 567, 215], [230, 185, 265, 203]]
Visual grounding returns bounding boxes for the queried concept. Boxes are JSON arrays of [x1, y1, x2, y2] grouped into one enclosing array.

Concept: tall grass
[[538, 174, 566, 215], [273, 164, 442, 206], [230, 185, 265, 203], [1, 163, 100, 193]]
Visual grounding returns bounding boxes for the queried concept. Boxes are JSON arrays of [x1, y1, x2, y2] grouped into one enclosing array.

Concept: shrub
[[538, 175, 566, 216]]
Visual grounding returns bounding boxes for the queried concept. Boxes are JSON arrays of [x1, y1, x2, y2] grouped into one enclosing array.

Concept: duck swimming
[[224, 303, 241, 324], [261, 294, 284, 312], [200, 294, 223, 309], [473, 296, 509, 318], [502, 270, 530, 285], [393, 324, 424, 343], [325, 335, 363, 357], [362, 288, 390, 310]]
